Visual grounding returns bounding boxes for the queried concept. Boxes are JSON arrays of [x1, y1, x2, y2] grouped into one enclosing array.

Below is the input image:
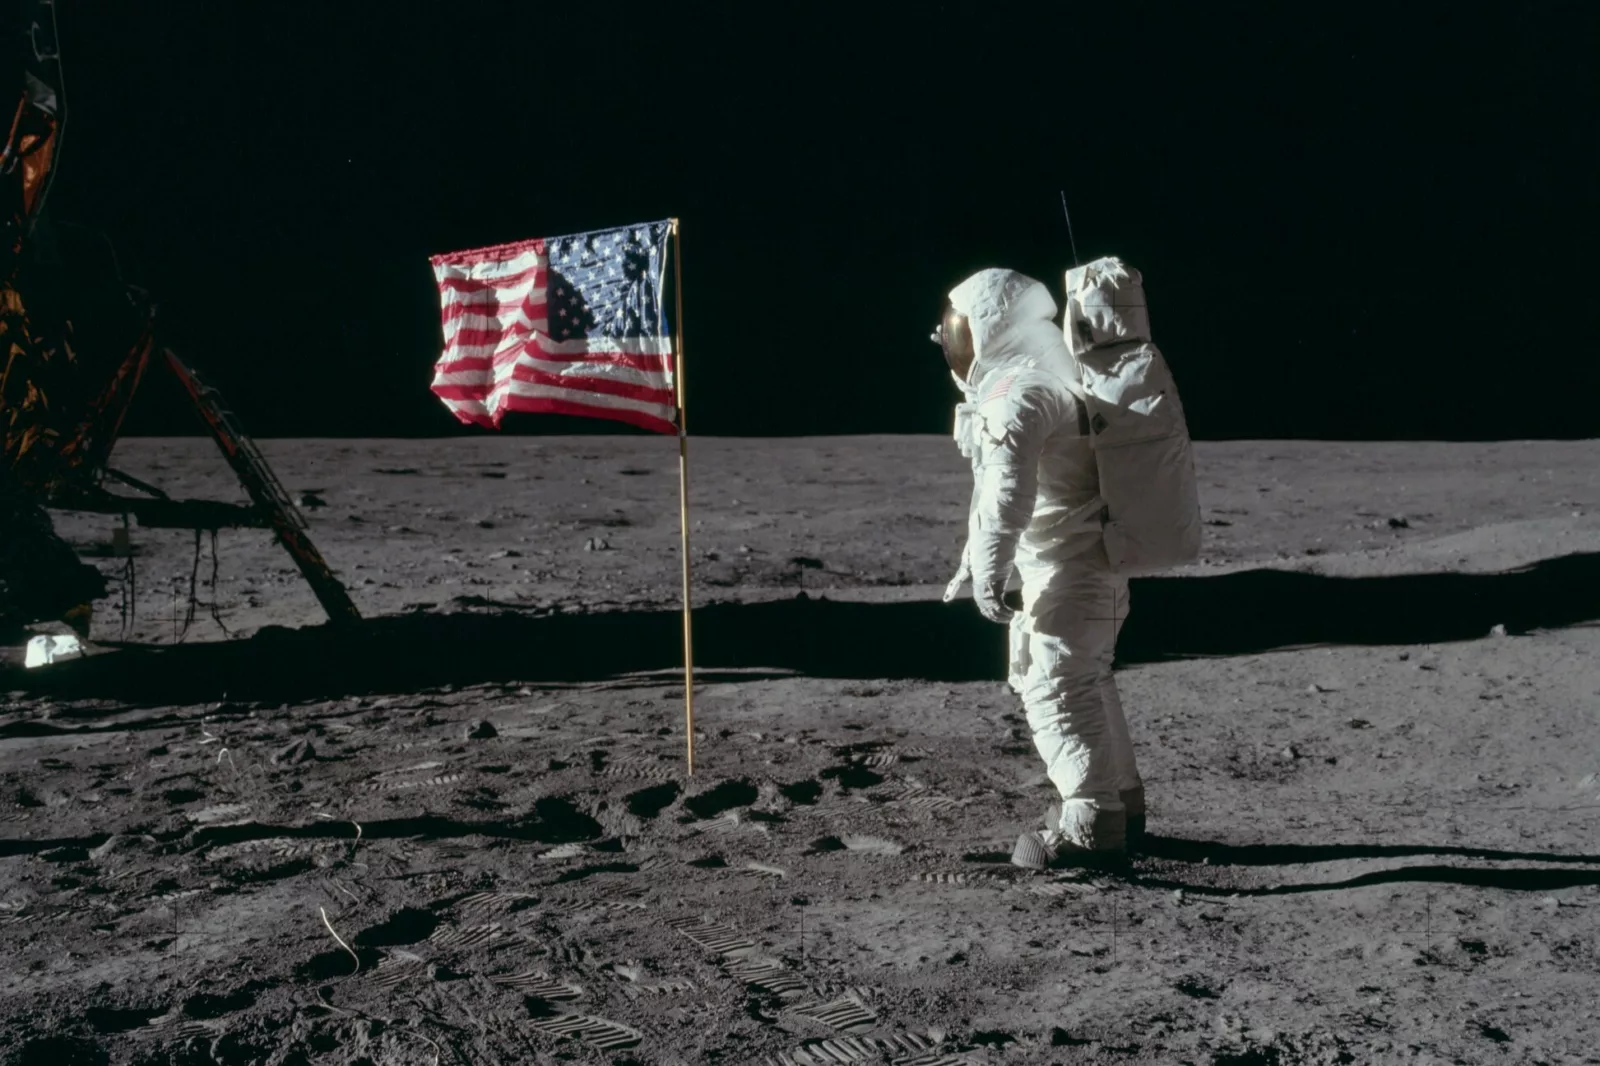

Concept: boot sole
[[1011, 831, 1128, 872]]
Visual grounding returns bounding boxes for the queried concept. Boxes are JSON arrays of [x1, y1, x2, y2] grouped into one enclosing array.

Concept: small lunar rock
[[840, 835, 905, 855], [1489, 623, 1508, 637], [189, 803, 252, 826], [1281, 745, 1300, 760], [1306, 683, 1325, 694], [89, 834, 136, 860], [477, 519, 495, 529], [1387, 516, 1410, 528], [465, 720, 498, 740], [272, 739, 316, 765], [488, 549, 521, 559], [1349, 719, 1372, 729], [584, 537, 611, 552], [297, 492, 327, 508]]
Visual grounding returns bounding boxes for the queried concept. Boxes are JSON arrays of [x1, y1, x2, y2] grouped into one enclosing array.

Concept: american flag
[[429, 219, 677, 434]]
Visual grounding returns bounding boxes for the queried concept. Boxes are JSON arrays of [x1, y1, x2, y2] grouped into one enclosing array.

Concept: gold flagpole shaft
[[670, 217, 695, 777]]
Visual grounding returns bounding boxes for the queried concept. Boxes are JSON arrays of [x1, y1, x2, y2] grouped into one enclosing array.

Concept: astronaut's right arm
[[962, 378, 1066, 621], [967, 383, 1060, 583]]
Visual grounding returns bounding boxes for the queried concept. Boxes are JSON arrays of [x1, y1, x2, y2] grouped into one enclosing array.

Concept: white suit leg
[[1017, 550, 1133, 850], [1102, 677, 1143, 808], [1094, 576, 1142, 800]]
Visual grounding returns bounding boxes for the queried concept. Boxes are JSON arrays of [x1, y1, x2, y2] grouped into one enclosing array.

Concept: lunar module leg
[[163, 350, 361, 626]]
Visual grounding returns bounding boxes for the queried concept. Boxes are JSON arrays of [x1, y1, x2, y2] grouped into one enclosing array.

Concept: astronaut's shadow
[[1133, 834, 1600, 896]]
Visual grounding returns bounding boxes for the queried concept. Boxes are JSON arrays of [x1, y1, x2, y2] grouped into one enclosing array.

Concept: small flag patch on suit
[[982, 372, 1017, 403]]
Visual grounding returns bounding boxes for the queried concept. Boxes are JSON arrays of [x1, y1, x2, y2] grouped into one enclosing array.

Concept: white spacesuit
[[936, 268, 1145, 867]]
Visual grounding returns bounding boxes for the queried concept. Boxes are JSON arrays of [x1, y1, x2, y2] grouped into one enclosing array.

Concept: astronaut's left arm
[[965, 377, 1063, 612]]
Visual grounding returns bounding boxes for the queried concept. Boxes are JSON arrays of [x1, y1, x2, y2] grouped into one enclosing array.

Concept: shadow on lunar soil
[[1135, 861, 1600, 897], [0, 800, 613, 860], [8, 552, 1599, 706], [10, 823, 1598, 892], [1141, 835, 1600, 869]]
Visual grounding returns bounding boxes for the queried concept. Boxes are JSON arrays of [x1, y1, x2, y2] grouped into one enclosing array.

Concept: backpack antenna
[[1059, 189, 1081, 268]]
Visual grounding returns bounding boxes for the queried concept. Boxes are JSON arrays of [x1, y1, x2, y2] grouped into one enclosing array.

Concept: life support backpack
[[1060, 257, 1202, 576]]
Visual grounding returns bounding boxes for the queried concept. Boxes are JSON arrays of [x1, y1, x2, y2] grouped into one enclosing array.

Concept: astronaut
[[935, 268, 1144, 869]]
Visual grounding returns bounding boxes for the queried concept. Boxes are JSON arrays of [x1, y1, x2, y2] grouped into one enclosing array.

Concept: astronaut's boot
[[1012, 799, 1127, 872]]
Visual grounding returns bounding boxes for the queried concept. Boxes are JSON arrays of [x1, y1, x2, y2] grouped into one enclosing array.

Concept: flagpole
[[669, 217, 696, 777]]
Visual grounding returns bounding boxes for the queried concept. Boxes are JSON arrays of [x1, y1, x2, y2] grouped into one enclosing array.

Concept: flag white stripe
[[430, 362, 669, 393], [441, 396, 493, 419], [440, 277, 545, 306], [432, 247, 545, 284], [537, 336, 673, 357], [438, 335, 673, 363], [488, 380, 676, 419], [441, 303, 549, 345], [441, 333, 545, 357], [511, 354, 668, 388], [430, 368, 496, 388]]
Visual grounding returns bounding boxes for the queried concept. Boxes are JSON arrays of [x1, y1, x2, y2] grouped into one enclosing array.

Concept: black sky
[[37, 1, 1600, 440]]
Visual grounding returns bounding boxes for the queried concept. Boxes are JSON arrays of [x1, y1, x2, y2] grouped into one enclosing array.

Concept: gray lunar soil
[[1, 435, 1598, 1066]]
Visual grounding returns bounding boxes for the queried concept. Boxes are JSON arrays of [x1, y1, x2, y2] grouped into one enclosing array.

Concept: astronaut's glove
[[973, 575, 1016, 625], [942, 547, 971, 604]]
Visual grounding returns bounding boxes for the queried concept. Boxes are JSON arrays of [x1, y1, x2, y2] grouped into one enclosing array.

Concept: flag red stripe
[[430, 236, 547, 269], [499, 396, 677, 435], [431, 348, 524, 376], [436, 270, 547, 297], [432, 374, 673, 408], [441, 296, 547, 324], [505, 366, 674, 406], [435, 344, 669, 376], [430, 383, 492, 401], [446, 319, 548, 348], [430, 388, 497, 425], [443, 406, 498, 429], [527, 346, 671, 372]]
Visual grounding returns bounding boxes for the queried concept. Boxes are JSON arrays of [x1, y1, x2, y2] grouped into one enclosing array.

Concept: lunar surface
[[2, 435, 1598, 1066]]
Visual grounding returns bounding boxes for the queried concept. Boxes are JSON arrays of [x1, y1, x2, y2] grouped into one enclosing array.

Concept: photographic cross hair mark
[[1394, 890, 1447, 941]]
